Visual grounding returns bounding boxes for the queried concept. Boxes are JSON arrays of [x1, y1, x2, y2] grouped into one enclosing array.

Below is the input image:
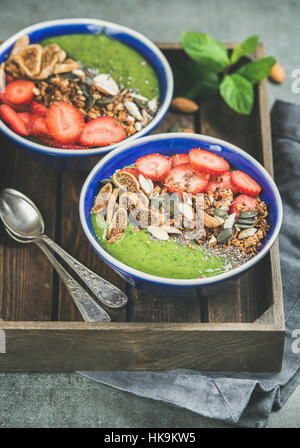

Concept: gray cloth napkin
[[79, 100, 300, 428]]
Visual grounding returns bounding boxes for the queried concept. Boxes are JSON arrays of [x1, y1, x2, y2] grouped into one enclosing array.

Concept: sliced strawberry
[[49, 142, 88, 150], [30, 101, 48, 116], [230, 194, 258, 217], [79, 116, 126, 148], [0, 92, 29, 111], [205, 171, 238, 195], [164, 164, 209, 194], [17, 112, 32, 131], [120, 167, 139, 179], [170, 153, 189, 166], [45, 101, 85, 144], [0, 103, 29, 136], [189, 148, 229, 175], [4, 79, 35, 105], [5, 74, 14, 83], [29, 114, 49, 139], [37, 135, 53, 145], [135, 153, 172, 181], [230, 170, 262, 196]]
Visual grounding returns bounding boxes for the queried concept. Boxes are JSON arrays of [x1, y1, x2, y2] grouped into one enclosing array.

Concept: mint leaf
[[230, 35, 259, 65], [173, 60, 219, 100], [181, 31, 230, 73], [237, 56, 276, 83], [219, 74, 254, 115]]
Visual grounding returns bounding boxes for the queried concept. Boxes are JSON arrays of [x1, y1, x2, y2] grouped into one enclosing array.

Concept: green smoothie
[[41, 34, 160, 99], [91, 214, 232, 279]]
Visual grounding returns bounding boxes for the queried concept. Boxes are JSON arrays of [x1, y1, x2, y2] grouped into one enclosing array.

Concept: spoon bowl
[[0, 188, 44, 240]]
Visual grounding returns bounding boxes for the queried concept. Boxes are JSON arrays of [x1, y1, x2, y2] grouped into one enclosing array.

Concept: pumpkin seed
[[239, 210, 258, 219], [99, 178, 114, 187], [96, 97, 114, 105], [214, 208, 228, 218], [238, 223, 256, 229], [81, 84, 90, 98], [86, 95, 96, 110], [236, 218, 255, 225], [62, 72, 80, 81], [217, 227, 234, 243], [84, 76, 94, 87]]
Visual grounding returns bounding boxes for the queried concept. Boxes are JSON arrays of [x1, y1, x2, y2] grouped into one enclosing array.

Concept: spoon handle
[[41, 234, 128, 309], [35, 240, 111, 323]]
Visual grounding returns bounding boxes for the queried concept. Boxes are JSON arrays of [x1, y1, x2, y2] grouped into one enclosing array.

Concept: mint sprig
[[179, 32, 276, 115]]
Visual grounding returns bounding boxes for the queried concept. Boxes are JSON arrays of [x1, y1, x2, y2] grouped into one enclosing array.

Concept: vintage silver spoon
[[3, 226, 111, 322], [0, 188, 128, 309]]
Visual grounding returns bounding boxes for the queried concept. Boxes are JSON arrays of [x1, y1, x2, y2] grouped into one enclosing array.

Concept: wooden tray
[[0, 43, 285, 371]]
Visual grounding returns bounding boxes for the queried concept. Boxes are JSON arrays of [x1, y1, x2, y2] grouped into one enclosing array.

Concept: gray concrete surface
[[0, 0, 299, 428]]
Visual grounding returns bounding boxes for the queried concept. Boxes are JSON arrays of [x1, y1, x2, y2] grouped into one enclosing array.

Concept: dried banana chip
[[13, 44, 42, 77], [93, 183, 113, 214], [53, 58, 80, 75], [9, 35, 30, 59]]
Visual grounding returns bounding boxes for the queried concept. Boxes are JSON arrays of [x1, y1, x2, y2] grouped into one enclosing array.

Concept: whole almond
[[203, 212, 221, 228], [171, 97, 199, 114], [270, 62, 286, 83]]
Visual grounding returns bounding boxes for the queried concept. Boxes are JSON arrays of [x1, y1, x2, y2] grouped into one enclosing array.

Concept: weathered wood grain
[[0, 321, 284, 371], [0, 136, 57, 321]]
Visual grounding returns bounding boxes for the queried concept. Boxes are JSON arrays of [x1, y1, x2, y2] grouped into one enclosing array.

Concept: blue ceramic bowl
[[79, 133, 283, 298], [0, 19, 173, 171]]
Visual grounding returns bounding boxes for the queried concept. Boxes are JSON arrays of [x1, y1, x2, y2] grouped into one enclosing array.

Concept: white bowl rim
[[0, 18, 173, 157], [79, 132, 283, 287]]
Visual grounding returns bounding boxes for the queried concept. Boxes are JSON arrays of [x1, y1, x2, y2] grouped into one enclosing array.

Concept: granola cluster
[[30, 75, 151, 137]]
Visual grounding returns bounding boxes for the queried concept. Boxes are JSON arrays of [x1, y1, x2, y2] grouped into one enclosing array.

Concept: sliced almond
[[208, 235, 217, 247], [223, 213, 236, 229], [161, 225, 182, 235], [142, 108, 151, 126], [72, 68, 86, 78], [177, 203, 194, 221], [106, 188, 119, 223], [201, 211, 221, 228], [137, 191, 149, 208], [93, 183, 112, 214], [147, 226, 169, 241], [238, 228, 257, 239], [147, 97, 158, 114], [139, 174, 153, 196], [214, 216, 225, 225], [113, 170, 140, 193], [94, 74, 119, 96], [124, 101, 143, 121]]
